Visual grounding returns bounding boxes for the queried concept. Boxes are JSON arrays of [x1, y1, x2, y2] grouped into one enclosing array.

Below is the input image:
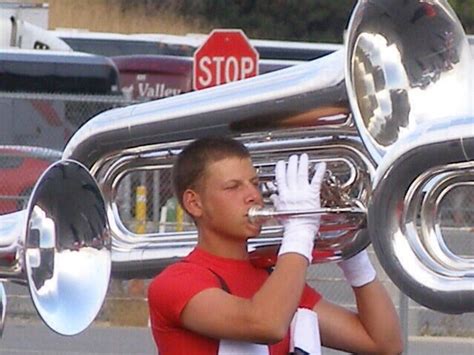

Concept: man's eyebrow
[[223, 176, 258, 185], [222, 178, 241, 185]]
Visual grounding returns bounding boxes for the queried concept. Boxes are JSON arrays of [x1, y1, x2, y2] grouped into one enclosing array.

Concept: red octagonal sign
[[193, 29, 259, 90]]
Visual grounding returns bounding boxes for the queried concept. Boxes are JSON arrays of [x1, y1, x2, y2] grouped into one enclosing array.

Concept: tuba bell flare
[[0, 160, 111, 335]]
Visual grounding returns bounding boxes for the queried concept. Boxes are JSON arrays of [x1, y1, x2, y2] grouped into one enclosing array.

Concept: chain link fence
[[0, 91, 133, 214], [1, 91, 474, 351]]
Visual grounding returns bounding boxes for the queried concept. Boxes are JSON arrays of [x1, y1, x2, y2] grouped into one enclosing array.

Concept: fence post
[[153, 171, 160, 226], [127, 185, 147, 300], [399, 291, 409, 354], [176, 204, 184, 232]]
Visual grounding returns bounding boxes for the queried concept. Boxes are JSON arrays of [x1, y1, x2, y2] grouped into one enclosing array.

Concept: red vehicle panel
[[112, 55, 193, 100], [0, 147, 56, 214]]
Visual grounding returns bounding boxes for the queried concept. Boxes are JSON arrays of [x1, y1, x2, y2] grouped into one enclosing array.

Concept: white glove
[[337, 250, 376, 288], [270, 154, 326, 263], [290, 308, 321, 355]]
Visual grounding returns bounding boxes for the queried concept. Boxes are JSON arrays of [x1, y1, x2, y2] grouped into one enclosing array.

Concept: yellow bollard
[[135, 185, 147, 234]]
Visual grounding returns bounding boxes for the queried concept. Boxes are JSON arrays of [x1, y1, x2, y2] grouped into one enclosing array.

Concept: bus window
[[0, 49, 121, 95], [59, 37, 195, 57]]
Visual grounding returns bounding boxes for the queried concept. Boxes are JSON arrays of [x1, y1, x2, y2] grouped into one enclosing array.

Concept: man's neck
[[197, 233, 249, 260]]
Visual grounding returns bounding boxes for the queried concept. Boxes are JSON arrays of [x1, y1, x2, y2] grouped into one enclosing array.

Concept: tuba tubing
[[61, 48, 374, 276], [62, 49, 348, 171], [104, 135, 374, 278], [370, 118, 474, 314]]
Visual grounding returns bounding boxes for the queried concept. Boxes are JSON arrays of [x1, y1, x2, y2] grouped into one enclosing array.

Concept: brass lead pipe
[[247, 205, 366, 224]]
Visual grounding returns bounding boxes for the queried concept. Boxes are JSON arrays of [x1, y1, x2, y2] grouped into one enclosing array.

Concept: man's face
[[192, 156, 263, 241]]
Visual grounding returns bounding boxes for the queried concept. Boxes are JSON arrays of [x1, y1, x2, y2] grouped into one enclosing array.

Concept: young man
[[148, 137, 403, 354]]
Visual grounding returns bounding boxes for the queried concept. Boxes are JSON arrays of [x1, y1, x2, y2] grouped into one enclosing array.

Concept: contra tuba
[[60, 0, 474, 313]]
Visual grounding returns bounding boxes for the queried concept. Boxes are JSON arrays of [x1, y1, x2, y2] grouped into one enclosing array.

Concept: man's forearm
[[353, 279, 403, 354], [250, 254, 308, 338]]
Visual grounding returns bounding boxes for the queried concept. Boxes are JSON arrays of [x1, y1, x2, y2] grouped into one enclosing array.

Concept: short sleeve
[[300, 283, 323, 310], [148, 263, 222, 326]]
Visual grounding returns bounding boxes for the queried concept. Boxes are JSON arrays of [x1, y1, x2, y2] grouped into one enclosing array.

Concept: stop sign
[[193, 29, 259, 90]]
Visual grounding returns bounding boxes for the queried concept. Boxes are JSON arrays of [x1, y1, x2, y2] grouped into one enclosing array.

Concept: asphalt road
[[1, 319, 474, 355], [0, 319, 156, 355]]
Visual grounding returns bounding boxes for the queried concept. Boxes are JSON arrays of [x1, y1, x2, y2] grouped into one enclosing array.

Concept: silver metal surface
[[346, 0, 474, 313], [0, 160, 111, 335]]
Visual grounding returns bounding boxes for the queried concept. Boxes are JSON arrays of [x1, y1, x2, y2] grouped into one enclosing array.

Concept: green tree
[[120, 0, 474, 39], [450, 0, 474, 34], [120, 0, 356, 42]]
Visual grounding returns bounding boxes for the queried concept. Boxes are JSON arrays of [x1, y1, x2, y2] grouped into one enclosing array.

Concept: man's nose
[[245, 184, 262, 204]]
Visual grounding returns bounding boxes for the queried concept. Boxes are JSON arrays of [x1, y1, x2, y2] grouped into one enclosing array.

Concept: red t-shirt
[[148, 248, 322, 354]]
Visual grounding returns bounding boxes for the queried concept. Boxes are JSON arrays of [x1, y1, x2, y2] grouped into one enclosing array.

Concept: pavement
[[2, 317, 474, 355], [0, 318, 156, 355]]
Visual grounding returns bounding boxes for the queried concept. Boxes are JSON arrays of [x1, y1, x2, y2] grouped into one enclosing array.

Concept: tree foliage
[[120, 0, 474, 41], [450, 0, 474, 34], [119, 0, 355, 42]]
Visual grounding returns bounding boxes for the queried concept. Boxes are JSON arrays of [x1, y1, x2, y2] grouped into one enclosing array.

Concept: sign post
[[193, 29, 259, 91]]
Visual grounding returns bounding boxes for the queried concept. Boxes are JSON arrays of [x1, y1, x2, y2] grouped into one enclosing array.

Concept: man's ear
[[182, 189, 202, 218]]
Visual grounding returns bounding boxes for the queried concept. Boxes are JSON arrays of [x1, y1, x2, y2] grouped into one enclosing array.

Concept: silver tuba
[[60, 0, 474, 313], [0, 160, 111, 335]]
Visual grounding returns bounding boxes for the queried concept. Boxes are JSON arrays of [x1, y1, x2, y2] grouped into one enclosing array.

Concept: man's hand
[[271, 154, 326, 263]]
